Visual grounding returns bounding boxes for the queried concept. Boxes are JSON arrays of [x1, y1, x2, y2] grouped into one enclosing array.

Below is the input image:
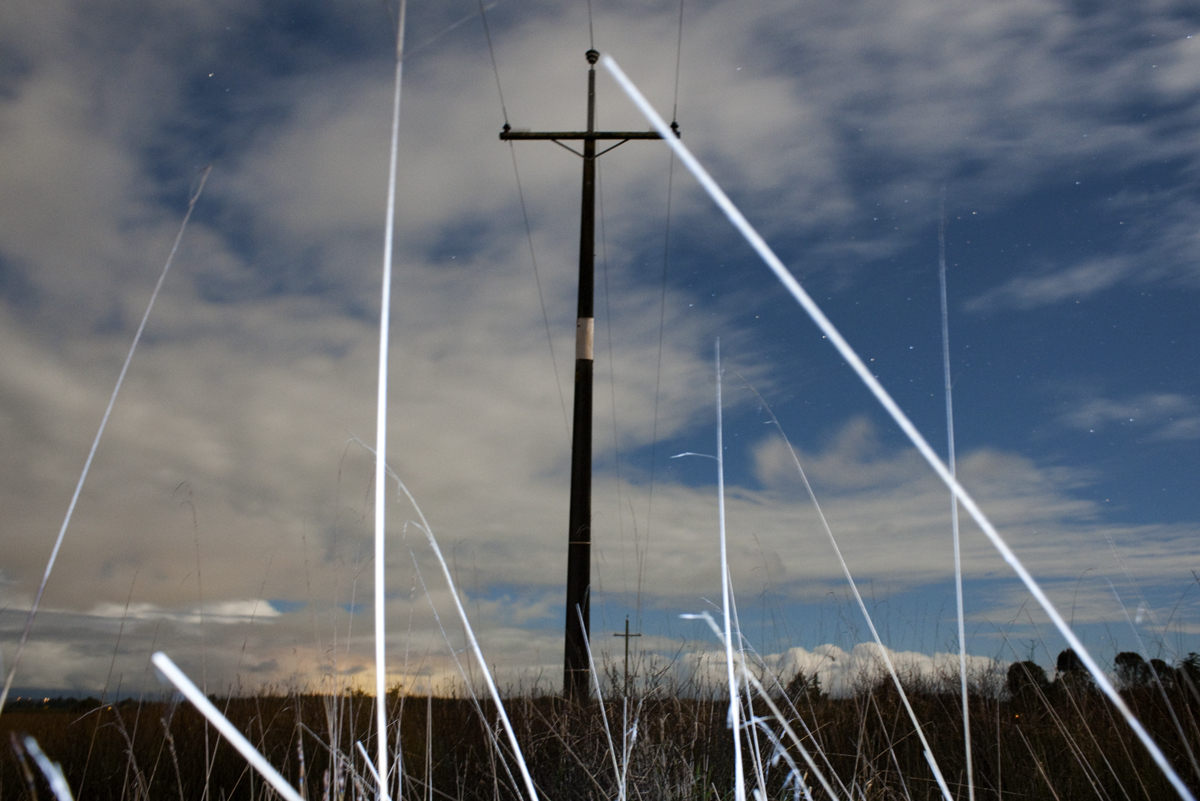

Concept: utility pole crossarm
[[501, 128, 664, 141]]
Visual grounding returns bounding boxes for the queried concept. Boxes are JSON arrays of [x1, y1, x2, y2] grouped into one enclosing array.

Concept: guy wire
[[641, 0, 686, 620], [596, 162, 630, 598], [479, 0, 571, 439], [478, 0, 508, 125]]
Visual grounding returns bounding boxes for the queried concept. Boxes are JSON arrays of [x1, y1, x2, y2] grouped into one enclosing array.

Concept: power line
[[510, 145, 571, 441], [478, 0, 570, 440], [596, 163, 629, 598], [407, 1, 504, 60], [641, 152, 675, 619], [641, 0, 686, 621], [671, 0, 686, 123], [478, 0, 508, 125]]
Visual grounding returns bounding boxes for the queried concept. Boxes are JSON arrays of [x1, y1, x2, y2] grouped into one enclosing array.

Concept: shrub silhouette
[[1006, 660, 1049, 698], [782, 668, 825, 704], [1114, 651, 1153, 689], [1056, 648, 1094, 691]]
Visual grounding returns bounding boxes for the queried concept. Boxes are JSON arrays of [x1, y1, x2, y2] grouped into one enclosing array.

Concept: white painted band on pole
[[576, 317, 594, 360]]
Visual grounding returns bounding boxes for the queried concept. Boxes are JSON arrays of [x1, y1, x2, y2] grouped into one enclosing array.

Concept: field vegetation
[[4, 649, 1199, 800]]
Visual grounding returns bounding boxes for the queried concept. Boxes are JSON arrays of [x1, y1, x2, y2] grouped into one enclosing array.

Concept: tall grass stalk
[[749, 720, 813, 801], [686, 611, 845, 801], [713, 340, 747, 801], [617, 696, 640, 798], [403, 545, 522, 799], [602, 52, 1197, 801], [372, 1, 408, 796], [748, 641, 854, 800], [356, 740, 385, 789], [728, 566, 776, 797], [999, 625, 1131, 793], [730, 376, 952, 798], [150, 652, 305, 801], [425, 682, 433, 801], [388, 471, 539, 801], [1110, 579, 1200, 783], [78, 572, 138, 800], [24, 735, 75, 801], [0, 168, 210, 716], [939, 185, 974, 801], [577, 606, 624, 799]]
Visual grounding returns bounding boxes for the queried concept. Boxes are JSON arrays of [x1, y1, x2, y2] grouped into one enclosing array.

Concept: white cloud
[[1, 0, 1199, 695], [1061, 393, 1200, 440], [965, 257, 1133, 311], [86, 600, 281, 624], [681, 641, 1004, 698]]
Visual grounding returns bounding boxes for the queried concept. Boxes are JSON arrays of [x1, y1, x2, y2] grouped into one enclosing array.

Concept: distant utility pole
[[501, 49, 676, 703], [613, 616, 642, 697]]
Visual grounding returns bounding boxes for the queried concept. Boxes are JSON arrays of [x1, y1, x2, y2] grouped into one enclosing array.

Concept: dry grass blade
[[0, 167, 211, 716], [151, 652, 305, 801], [23, 736, 75, 801]]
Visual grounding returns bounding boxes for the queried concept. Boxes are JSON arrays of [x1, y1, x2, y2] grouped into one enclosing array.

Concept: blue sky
[[2, 0, 1200, 695]]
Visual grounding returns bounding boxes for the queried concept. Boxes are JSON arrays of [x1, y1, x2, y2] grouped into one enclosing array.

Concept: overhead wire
[[511, 149, 571, 440], [478, 0, 571, 440], [478, 0, 508, 125], [587, 0, 633, 635], [596, 158, 630, 602], [640, 0, 686, 623], [671, 0, 685, 123], [406, 2, 504, 61]]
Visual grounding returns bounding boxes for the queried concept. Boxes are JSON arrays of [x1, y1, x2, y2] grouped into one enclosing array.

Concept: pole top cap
[[586, 49, 600, 65]]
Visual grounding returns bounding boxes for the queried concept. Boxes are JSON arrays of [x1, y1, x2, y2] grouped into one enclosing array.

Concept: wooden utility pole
[[501, 49, 673, 702], [613, 616, 642, 697]]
